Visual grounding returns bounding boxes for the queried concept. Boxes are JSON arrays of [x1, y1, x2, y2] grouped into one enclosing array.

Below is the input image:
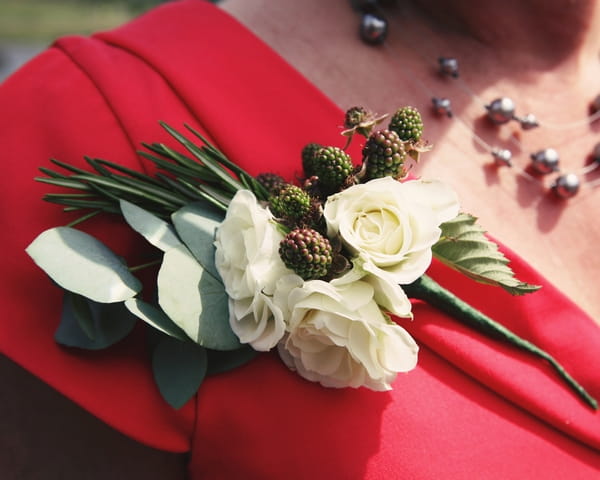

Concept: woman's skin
[[2, 1, 599, 477], [223, 0, 600, 324]]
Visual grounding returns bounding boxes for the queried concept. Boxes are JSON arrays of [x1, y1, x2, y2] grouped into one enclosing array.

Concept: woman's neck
[[409, 0, 600, 69]]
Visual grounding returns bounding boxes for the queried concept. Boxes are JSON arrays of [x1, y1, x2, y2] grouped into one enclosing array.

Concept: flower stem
[[404, 274, 597, 410]]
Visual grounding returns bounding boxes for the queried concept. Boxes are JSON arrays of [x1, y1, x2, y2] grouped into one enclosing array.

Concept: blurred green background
[[0, 0, 166, 43], [0, 0, 184, 81]]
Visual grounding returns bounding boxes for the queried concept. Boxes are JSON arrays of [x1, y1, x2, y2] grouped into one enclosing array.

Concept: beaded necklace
[[351, 0, 600, 199]]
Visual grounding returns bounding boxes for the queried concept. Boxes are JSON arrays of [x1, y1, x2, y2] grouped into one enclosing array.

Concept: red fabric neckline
[[1, 1, 598, 477]]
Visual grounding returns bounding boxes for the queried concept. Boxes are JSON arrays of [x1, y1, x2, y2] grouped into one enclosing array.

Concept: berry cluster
[[279, 228, 333, 280], [363, 129, 406, 180], [257, 105, 428, 281]]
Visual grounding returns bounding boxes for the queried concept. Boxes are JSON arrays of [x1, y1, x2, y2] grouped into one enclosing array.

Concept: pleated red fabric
[[1, 1, 598, 478]]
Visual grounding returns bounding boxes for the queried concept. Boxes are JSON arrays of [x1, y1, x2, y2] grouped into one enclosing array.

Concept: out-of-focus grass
[[0, 0, 157, 44]]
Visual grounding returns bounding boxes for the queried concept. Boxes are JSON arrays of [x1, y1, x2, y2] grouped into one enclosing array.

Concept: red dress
[[1, 1, 598, 478]]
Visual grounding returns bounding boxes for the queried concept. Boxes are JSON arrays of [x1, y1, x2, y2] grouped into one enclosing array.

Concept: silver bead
[[552, 173, 580, 198], [438, 57, 459, 78], [360, 13, 388, 45], [432, 97, 453, 117], [486, 97, 516, 124], [530, 148, 560, 174], [516, 113, 539, 130], [491, 148, 512, 166]]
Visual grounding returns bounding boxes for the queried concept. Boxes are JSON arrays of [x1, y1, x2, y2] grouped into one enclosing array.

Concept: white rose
[[277, 279, 419, 391], [214, 190, 291, 351], [323, 177, 459, 285]]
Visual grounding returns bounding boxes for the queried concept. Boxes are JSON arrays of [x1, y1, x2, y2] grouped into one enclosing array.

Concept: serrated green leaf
[[26, 227, 142, 303], [432, 213, 541, 295], [152, 335, 207, 409], [55, 291, 137, 350], [124, 298, 188, 341], [157, 244, 240, 350], [171, 202, 224, 279], [119, 199, 182, 252]]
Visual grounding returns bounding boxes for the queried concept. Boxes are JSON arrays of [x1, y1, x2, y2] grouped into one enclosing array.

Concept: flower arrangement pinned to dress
[[26, 106, 597, 409]]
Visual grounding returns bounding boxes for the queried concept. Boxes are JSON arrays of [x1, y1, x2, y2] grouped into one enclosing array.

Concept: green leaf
[[26, 227, 142, 303], [69, 292, 96, 340], [119, 199, 182, 252], [124, 298, 188, 341], [171, 202, 224, 279], [432, 213, 541, 295], [206, 346, 259, 375], [55, 291, 137, 350], [157, 244, 240, 351], [152, 335, 207, 409]]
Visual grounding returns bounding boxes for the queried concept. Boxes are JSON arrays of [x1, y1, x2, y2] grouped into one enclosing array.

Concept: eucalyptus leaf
[[119, 199, 182, 252], [124, 298, 188, 341], [55, 291, 137, 350], [171, 202, 224, 279], [152, 335, 207, 409], [157, 244, 240, 350], [69, 292, 96, 340], [206, 346, 259, 375], [26, 227, 142, 303], [432, 213, 541, 295]]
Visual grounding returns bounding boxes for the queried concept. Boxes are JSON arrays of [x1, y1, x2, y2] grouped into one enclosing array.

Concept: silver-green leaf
[[55, 291, 137, 350], [152, 335, 207, 409], [120, 199, 182, 252], [157, 244, 240, 350], [26, 227, 142, 303], [124, 298, 188, 341], [432, 213, 541, 295], [171, 202, 224, 279]]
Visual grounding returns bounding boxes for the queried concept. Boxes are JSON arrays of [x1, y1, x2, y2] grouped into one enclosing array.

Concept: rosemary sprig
[[35, 123, 265, 222]]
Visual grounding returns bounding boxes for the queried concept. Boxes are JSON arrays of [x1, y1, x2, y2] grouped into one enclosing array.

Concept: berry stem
[[404, 274, 598, 410]]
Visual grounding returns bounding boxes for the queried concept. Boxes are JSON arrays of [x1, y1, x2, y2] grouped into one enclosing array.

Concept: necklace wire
[[354, 1, 600, 198]]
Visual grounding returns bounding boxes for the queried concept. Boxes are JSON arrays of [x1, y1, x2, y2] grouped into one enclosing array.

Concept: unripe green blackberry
[[363, 129, 407, 180], [256, 172, 286, 194], [269, 184, 311, 222], [279, 228, 333, 280], [311, 146, 354, 193], [344, 106, 368, 129], [301, 142, 323, 178], [389, 106, 423, 141]]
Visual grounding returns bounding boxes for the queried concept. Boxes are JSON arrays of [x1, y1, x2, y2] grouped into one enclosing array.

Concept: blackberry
[[389, 106, 423, 141], [269, 184, 311, 222], [279, 228, 333, 280], [362, 129, 407, 180], [311, 146, 354, 193], [344, 106, 368, 129], [256, 172, 286, 194], [301, 142, 323, 178]]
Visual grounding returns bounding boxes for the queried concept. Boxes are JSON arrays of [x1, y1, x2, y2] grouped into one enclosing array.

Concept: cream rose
[[277, 279, 419, 391], [323, 177, 459, 285], [214, 190, 291, 351]]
